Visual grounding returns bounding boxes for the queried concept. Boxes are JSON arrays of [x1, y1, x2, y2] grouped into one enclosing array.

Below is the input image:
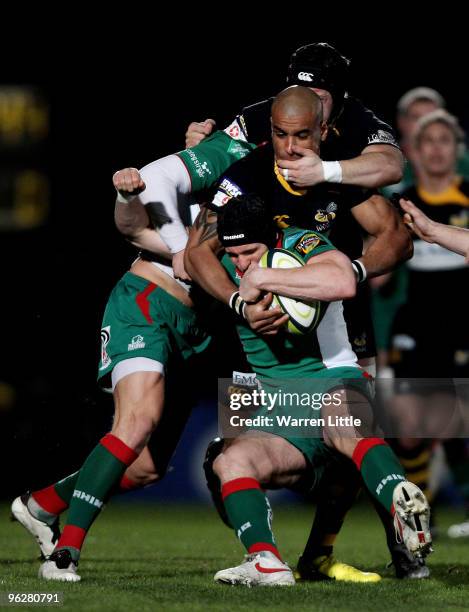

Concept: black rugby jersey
[[209, 142, 374, 260], [228, 96, 399, 160], [402, 180, 469, 311]]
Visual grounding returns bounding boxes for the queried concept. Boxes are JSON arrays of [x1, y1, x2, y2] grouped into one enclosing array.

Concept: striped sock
[[29, 471, 140, 525], [222, 477, 282, 560], [353, 438, 406, 514], [53, 433, 138, 561]]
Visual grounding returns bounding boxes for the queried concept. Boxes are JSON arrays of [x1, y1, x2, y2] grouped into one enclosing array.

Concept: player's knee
[[325, 434, 357, 459], [213, 445, 257, 482], [113, 374, 165, 449]]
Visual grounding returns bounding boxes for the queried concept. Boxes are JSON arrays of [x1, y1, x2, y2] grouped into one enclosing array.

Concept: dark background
[[1, 27, 468, 498]]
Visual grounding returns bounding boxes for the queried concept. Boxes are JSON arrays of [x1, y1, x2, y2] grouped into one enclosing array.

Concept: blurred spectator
[[383, 87, 469, 197], [389, 110, 469, 535], [374, 89, 469, 371]]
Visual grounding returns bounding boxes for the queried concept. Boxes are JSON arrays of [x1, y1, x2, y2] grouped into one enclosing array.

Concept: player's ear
[[320, 121, 329, 142]]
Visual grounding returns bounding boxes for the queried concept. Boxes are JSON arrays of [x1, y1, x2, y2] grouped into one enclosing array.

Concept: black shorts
[[343, 282, 377, 360], [391, 302, 469, 378]]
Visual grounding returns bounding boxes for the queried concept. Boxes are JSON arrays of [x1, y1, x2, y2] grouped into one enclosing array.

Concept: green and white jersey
[[222, 227, 358, 378], [176, 131, 256, 192], [136, 131, 256, 267]]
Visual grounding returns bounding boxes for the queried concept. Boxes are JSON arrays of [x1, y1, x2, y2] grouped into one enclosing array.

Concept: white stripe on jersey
[[316, 301, 359, 369]]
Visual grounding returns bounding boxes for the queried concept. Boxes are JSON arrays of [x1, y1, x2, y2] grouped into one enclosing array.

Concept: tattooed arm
[[185, 206, 235, 303]]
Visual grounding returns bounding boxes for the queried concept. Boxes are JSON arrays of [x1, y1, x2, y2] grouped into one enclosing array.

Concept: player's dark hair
[[286, 42, 350, 123], [217, 194, 277, 248]]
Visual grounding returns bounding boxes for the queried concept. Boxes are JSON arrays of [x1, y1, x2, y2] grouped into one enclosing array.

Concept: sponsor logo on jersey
[[224, 118, 248, 143], [312, 201, 337, 231], [314, 201, 337, 226], [295, 233, 321, 255], [367, 130, 398, 146], [229, 124, 240, 138], [298, 71, 313, 82], [232, 371, 259, 387], [186, 149, 212, 178], [239, 114, 248, 139], [100, 326, 111, 370], [128, 335, 145, 351], [353, 333, 367, 351], [274, 214, 291, 229], [220, 178, 242, 198], [72, 489, 104, 508], [212, 178, 243, 208], [212, 190, 230, 208], [315, 211, 336, 223], [227, 139, 250, 159]]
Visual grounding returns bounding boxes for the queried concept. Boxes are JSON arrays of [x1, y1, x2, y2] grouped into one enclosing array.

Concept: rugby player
[[208, 193, 431, 586]]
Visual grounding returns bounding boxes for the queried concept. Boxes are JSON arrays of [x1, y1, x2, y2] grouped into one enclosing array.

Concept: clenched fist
[[113, 167, 146, 200]]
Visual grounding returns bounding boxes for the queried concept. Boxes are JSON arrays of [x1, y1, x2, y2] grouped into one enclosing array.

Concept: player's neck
[[418, 171, 458, 195]]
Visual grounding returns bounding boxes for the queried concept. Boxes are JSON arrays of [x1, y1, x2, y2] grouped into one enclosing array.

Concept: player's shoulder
[[238, 97, 274, 144], [210, 143, 272, 210], [241, 97, 274, 116], [225, 141, 272, 173], [339, 97, 397, 145], [341, 97, 383, 124]]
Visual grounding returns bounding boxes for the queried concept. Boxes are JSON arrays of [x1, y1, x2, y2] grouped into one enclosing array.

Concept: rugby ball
[[259, 248, 321, 335]]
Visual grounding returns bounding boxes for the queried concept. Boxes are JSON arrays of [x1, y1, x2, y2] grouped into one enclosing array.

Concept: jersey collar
[[274, 161, 306, 196]]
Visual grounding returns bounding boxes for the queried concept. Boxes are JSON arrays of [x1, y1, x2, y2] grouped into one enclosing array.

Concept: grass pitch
[[1, 501, 468, 611]]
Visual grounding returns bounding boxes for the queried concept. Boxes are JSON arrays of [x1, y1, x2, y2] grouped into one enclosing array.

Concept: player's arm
[[113, 158, 193, 279], [340, 106, 404, 187], [185, 207, 288, 334], [112, 167, 170, 257], [185, 206, 233, 302], [340, 143, 404, 187], [115, 202, 172, 258], [278, 102, 403, 189], [400, 197, 469, 260], [240, 249, 356, 303], [277, 143, 403, 189], [117, 214, 173, 259], [351, 194, 413, 278], [114, 160, 190, 253]]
